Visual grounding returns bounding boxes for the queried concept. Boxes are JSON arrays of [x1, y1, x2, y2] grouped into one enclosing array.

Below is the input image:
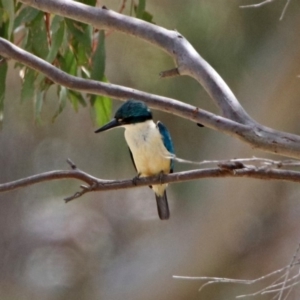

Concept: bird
[[95, 99, 174, 220]]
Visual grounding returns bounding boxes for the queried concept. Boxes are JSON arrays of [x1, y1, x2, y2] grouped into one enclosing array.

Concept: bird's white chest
[[124, 121, 170, 176]]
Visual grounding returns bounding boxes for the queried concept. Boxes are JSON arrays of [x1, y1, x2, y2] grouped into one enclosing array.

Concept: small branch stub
[[0, 57, 7, 65], [67, 158, 77, 170], [159, 68, 180, 78]]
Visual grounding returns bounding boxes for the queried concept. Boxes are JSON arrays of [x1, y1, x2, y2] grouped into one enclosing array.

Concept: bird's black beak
[[94, 118, 121, 133]]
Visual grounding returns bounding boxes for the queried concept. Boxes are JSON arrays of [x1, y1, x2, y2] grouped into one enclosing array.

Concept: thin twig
[[264, 279, 300, 294], [118, 0, 127, 14], [106, 0, 128, 37], [174, 246, 300, 299], [279, 0, 291, 20], [240, 0, 292, 21], [276, 243, 300, 299], [240, 0, 276, 9], [159, 68, 180, 78], [66, 158, 77, 170], [237, 272, 288, 298], [2, 158, 300, 200]]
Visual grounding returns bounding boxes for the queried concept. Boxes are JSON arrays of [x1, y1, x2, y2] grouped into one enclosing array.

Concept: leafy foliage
[[0, 0, 153, 126]]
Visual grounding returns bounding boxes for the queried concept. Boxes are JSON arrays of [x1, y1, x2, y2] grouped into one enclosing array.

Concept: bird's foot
[[132, 173, 141, 186]]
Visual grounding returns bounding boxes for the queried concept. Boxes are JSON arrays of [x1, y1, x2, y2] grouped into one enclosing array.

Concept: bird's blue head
[[95, 100, 152, 133]]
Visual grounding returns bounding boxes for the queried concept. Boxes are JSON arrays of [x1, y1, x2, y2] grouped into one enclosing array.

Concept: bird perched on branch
[[95, 99, 174, 220]]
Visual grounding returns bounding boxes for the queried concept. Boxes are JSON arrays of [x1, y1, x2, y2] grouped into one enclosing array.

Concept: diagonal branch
[[1, 38, 300, 159], [19, 0, 249, 123], [1, 1, 300, 159], [0, 38, 250, 138]]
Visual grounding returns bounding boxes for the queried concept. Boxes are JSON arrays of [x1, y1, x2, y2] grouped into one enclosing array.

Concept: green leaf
[[65, 19, 91, 48], [58, 47, 77, 75], [34, 89, 44, 124], [57, 47, 88, 113], [20, 68, 35, 102], [76, 43, 90, 66], [52, 86, 67, 122], [75, 0, 97, 6], [133, 0, 154, 23], [25, 12, 48, 59], [136, 0, 146, 19], [90, 76, 112, 126], [1, 0, 15, 38], [68, 90, 86, 112], [141, 10, 153, 23], [14, 6, 39, 29], [65, 19, 92, 66], [90, 94, 112, 126], [0, 7, 9, 38], [89, 32, 112, 125], [46, 16, 65, 63], [91, 30, 105, 81], [0, 60, 8, 128]]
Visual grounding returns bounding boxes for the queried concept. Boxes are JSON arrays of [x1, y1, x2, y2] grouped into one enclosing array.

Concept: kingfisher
[[95, 99, 174, 220]]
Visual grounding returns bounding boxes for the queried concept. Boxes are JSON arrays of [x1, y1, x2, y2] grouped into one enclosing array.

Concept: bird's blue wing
[[157, 121, 174, 173]]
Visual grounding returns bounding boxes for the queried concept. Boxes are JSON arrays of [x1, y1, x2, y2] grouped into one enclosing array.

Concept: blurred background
[[1, 0, 300, 299]]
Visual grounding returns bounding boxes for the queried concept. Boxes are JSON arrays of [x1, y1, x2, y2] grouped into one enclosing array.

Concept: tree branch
[[240, 0, 276, 9], [174, 243, 300, 299], [2, 158, 300, 201], [18, 0, 250, 123], [1, 0, 300, 159], [240, 0, 292, 21], [1, 37, 300, 159]]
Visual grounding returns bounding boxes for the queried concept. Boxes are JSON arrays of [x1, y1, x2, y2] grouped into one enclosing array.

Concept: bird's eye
[[118, 118, 123, 123]]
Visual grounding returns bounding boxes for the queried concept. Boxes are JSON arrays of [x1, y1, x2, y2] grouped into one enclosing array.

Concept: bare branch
[[1, 38, 300, 159], [2, 158, 300, 201], [174, 243, 300, 300], [0, 1, 299, 159], [279, 0, 292, 20], [240, 0, 292, 21], [0, 38, 246, 135], [19, 0, 250, 123], [240, 0, 276, 9]]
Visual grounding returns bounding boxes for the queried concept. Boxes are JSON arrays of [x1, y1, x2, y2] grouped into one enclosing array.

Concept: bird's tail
[[155, 191, 170, 220]]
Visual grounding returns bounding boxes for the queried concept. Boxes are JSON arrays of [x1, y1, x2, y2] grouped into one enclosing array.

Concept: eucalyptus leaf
[[0, 7, 9, 38], [1, 0, 14, 38], [91, 94, 112, 126], [91, 31, 105, 81], [65, 19, 92, 66], [52, 86, 67, 122], [46, 16, 65, 63], [0, 60, 8, 128], [141, 10, 154, 23], [14, 6, 39, 29], [68, 90, 86, 112], [25, 12, 48, 59], [34, 89, 44, 124], [75, 0, 97, 6], [89, 32, 112, 125], [136, 0, 146, 19], [20, 68, 35, 102], [59, 48, 77, 75]]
